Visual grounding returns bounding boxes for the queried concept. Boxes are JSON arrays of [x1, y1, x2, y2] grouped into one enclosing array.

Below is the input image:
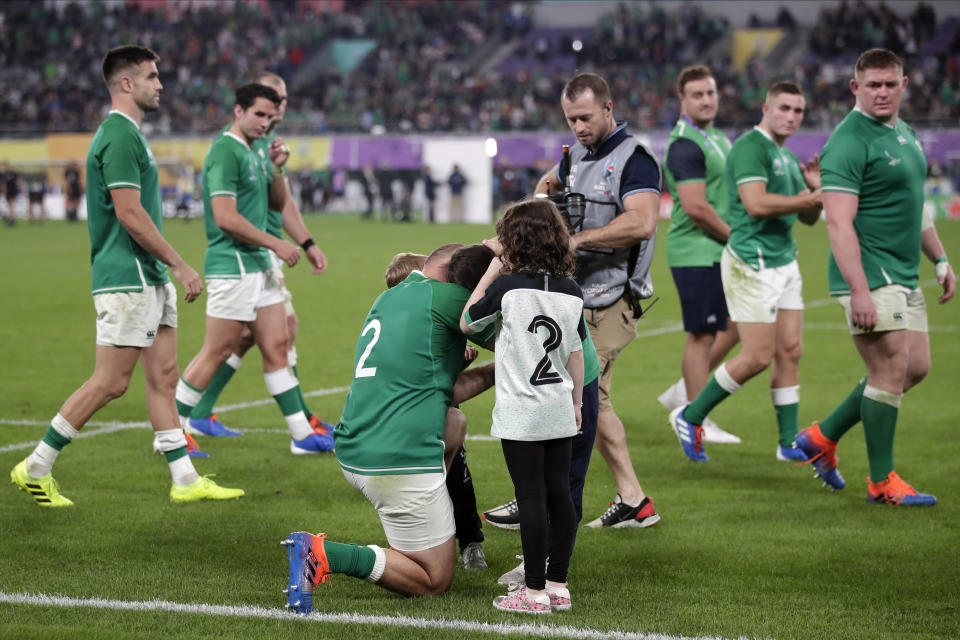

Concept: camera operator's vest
[[567, 136, 659, 311]]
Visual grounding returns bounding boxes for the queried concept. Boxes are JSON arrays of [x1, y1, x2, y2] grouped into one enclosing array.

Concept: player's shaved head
[[423, 243, 464, 282]]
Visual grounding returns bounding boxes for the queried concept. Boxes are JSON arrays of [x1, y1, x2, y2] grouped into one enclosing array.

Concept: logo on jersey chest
[[884, 150, 901, 167], [772, 156, 786, 176]]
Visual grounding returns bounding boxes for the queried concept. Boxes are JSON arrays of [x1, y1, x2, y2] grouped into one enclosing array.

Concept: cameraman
[[534, 73, 661, 529]]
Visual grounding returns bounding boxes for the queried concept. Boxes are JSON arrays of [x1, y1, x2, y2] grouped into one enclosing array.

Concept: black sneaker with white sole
[[481, 498, 520, 530], [585, 494, 660, 529]]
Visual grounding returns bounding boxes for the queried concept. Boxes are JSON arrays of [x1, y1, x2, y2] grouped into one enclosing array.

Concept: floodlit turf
[[1, 214, 958, 640]]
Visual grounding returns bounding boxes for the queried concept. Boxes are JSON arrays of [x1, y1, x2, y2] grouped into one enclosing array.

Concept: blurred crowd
[[0, 0, 957, 136]]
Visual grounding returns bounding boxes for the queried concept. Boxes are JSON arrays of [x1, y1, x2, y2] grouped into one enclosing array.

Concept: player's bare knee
[[259, 338, 289, 370], [93, 375, 130, 401], [423, 567, 455, 596]]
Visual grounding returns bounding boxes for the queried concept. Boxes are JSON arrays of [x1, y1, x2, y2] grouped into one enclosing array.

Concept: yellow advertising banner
[[1, 134, 332, 188], [733, 29, 785, 71]]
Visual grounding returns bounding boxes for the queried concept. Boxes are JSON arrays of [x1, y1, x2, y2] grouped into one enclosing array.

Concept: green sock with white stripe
[[264, 367, 313, 440], [190, 354, 243, 419], [771, 386, 800, 447], [26, 413, 79, 477], [686, 363, 741, 425], [862, 385, 901, 483], [176, 378, 204, 429]]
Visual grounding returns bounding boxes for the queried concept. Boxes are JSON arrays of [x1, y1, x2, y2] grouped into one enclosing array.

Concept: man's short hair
[[855, 48, 904, 77], [562, 73, 611, 105], [102, 45, 159, 87], [766, 81, 804, 101], [447, 244, 495, 291], [235, 83, 281, 110], [676, 65, 714, 97], [384, 253, 426, 289]]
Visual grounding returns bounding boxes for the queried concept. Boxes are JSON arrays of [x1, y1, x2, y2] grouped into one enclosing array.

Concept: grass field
[[1, 214, 958, 640]]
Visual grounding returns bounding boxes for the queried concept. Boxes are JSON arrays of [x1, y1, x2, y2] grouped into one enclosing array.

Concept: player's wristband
[[300, 237, 315, 251], [273, 166, 286, 176], [935, 256, 950, 280]]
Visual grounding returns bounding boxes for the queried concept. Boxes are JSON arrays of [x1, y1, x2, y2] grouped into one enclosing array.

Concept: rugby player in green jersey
[[670, 81, 822, 463], [11, 46, 242, 506], [794, 49, 955, 505], [659, 65, 741, 444], [181, 71, 332, 452], [281, 244, 498, 611], [174, 83, 330, 454]]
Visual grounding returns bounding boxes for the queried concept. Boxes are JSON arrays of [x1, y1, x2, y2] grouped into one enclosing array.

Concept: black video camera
[[548, 191, 586, 234]]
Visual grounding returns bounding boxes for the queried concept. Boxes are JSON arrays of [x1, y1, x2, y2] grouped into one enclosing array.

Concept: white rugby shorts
[[722, 249, 803, 323], [94, 282, 177, 347], [837, 284, 927, 334], [206, 269, 284, 322], [341, 469, 454, 553]]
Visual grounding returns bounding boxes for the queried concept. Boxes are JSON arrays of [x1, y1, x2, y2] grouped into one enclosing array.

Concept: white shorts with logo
[[721, 249, 803, 323], [837, 284, 928, 334], [205, 269, 285, 322], [270, 251, 295, 317], [94, 282, 177, 348], [341, 469, 454, 553]]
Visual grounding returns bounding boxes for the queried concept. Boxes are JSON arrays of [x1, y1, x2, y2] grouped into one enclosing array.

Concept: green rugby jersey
[[726, 127, 806, 270], [201, 131, 272, 278], [821, 109, 926, 294], [252, 131, 284, 239], [85, 111, 169, 293], [664, 118, 732, 267], [334, 272, 497, 475]]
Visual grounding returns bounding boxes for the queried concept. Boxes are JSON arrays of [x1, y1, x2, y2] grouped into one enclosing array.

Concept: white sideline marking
[[0, 419, 499, 452], [0, 420, 146, 453], [0, 591, 748, 640], [214, 385, 352, 413]]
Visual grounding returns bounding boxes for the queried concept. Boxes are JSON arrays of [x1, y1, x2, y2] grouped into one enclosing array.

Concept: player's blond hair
[[384, 253, 426, 288]]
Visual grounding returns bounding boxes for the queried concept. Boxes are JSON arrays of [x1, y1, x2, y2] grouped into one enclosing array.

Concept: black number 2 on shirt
[[527, 315, 563, 386]]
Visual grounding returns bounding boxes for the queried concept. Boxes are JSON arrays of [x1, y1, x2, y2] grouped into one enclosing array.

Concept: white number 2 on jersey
[[355, 319, 381, 378]]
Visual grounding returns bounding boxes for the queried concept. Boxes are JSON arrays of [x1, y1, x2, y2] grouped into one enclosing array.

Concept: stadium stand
[[1, 0, 956, 136]]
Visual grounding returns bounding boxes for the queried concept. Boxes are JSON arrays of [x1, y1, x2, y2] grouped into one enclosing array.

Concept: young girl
[[461, 198, 584, 614]]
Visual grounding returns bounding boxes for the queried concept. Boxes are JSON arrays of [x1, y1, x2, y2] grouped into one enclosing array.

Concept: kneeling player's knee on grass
[[424, 568, 455, 596]]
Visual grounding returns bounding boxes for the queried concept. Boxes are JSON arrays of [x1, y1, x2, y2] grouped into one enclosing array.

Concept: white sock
[[674, 377, 688, 403], [26, 414, 80, 477], [154, 428, 199, 485], [366, 544, 386, 583], [26, 442, 60, 478], [169, 455, 199, 486]]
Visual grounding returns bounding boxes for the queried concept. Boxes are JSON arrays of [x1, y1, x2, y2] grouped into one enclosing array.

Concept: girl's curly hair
[[496, 198, 575, 277]]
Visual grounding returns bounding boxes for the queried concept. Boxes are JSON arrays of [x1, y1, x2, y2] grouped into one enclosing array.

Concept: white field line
[[0, 419, 499, 451], [0, 591, 753, 640], [0, 420, 146, 453]]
